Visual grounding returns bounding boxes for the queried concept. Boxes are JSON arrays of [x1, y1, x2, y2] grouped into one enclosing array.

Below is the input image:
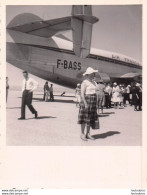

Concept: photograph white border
[[0, 0, 147, 189]]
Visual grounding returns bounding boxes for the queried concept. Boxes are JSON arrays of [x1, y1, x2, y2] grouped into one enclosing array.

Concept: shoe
[[34, 112, 38, 119], [80, 135, 88, 141], [86, 134, 95, 140], [18, 117, 25, 120]]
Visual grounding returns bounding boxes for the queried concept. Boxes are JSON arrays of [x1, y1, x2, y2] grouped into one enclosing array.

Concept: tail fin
[[72, 5, 92, 15], [71, 5, 98, 58]]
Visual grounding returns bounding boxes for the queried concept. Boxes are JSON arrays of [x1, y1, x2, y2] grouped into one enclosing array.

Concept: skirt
[[78, 94, 98, 125], [112, 92, 119, 103], [97, 93, 105, 107]]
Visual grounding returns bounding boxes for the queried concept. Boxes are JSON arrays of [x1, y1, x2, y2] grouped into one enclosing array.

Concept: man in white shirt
[[18, 71, 38, 120]]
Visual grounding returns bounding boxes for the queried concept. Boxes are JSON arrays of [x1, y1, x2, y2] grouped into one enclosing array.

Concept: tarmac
[[6, 90, 142, 146]]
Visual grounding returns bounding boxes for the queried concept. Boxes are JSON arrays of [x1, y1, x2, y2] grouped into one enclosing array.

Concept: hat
[[136, 83, 140, 87], [113, 82, 117, 85], [83, 67, 98, 76], [127, 85, 131, 87]]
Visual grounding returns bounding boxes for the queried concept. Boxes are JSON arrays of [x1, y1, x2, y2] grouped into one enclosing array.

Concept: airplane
[[6, 5, 142, 88]]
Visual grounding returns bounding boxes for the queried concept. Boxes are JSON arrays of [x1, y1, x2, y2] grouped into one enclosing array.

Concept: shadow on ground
[[26, 116, 57, 120], [98, 114, 109, 117], [32, 97, 76, 104], [102, 112, 115, 114], [7, 107, 21, 109], [54, 94, 75, 98], [93, 131, 120, 139]]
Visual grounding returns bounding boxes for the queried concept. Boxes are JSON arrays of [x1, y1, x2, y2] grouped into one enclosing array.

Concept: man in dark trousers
[[18, 71, 38, 120], [50, 84, 54, 101]]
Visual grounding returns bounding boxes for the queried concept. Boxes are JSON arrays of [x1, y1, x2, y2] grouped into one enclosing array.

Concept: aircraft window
[[93, 55, 141, 69]]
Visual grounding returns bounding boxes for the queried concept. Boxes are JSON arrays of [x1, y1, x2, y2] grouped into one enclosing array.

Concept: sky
[[6, 5, 142, 89], [6, 5, 142, 63]]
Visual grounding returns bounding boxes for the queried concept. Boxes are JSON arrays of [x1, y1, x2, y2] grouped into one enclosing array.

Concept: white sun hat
[[83, 67, 98, 76], [136, 83, 140, 87]]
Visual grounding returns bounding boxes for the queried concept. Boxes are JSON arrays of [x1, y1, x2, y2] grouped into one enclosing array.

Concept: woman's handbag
[[91, 119, 100, 130]]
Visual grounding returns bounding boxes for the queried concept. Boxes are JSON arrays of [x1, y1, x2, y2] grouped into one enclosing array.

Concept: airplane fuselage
[[6, 30, 142, 88]]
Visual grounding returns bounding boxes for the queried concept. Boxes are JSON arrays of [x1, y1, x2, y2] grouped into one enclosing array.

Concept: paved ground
[[6, 90, 142, 146]]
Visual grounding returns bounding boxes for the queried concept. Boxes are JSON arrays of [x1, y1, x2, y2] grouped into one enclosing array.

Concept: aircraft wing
[[120, 72, 142, 78], [7, 14, 72, 38], [7, 5, 98, 58]]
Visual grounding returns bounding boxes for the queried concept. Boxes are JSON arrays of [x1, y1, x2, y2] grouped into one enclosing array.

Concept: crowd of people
[[75, 67, 142, 141], [75, 75, 142, 113]]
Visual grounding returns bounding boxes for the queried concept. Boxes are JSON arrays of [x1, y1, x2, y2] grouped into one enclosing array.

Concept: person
[[118, 84, 124, 108], [129, 82, 134, 106], [6, 77, 9, 102], [122, 84, 127, 106], [125, 84, 131, 105], [78, 67, 98, 141], [131, 82, 140, 111], [104, 83, 112, 108], [50, 84, 54, 101], [112, 82, 120, 108], [96, 79, 105, 114], [44, 81, 50, 102], [18, 71, 38, 120], [75, 83, 81, 107], [137, 83, 142, 111]]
